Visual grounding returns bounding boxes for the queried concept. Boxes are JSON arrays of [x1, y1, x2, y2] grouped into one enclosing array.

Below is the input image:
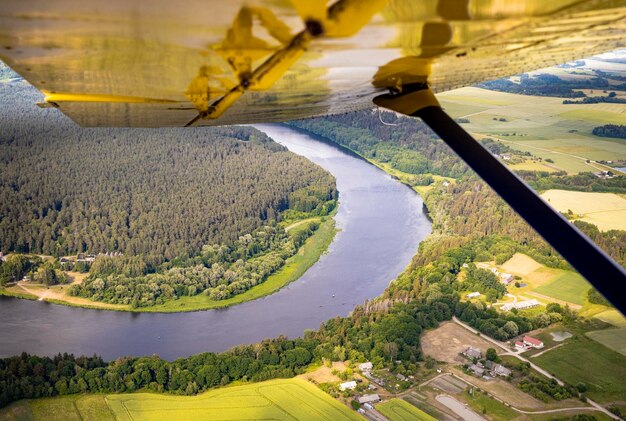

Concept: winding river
[[0, 124, 431, 361]]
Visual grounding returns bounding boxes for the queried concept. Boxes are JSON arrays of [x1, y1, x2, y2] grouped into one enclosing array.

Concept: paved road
[[452, 316, 620, 420]]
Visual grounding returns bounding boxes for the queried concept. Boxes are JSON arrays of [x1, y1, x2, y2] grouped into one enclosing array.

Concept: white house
[[501, 299, 540, 311], [466, 292, 481, 299], [359, 362, 373, 372], [339, 381, 357, 391]]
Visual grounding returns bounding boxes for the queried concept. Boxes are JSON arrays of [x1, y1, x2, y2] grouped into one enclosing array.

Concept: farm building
[[339, 381, 357, 391], [500, 273, 514, 284], [359, 362, 373, 372], [466, 292, 481, 299], [469, 363, 485, 377], [501, 299, 540, 311], [357, 394, 381, 405], [514, 341, 527, 350], [485, 361, 512, 377], [463, 346, 482, 360], [522, 336, 544, 349]]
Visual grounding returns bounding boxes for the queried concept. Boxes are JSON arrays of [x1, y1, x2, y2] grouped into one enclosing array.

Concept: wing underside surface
[[1, 0, 625, 126]]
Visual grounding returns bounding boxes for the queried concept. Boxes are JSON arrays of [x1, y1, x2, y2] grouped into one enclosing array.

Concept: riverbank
[[0, 215, 337, 313]]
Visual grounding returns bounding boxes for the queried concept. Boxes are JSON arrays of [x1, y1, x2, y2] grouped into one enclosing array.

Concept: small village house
[[357, 394, 381, 405], [339, 381, 357, 391]]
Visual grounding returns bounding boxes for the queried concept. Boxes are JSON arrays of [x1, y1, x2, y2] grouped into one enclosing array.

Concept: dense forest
[[592, 124, 626, 139], [0, 77, 336, 261], [477, 73, 626, 97]]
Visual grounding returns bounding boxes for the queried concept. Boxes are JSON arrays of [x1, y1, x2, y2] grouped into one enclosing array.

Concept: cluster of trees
[[518, 375, 578, 402], [68, 221, 321, 307], [461, 264, 507, 302], [477, 73, 617, 97], [0, 255, 34, 286], [564, 93, 626, 104], [592, 124, 626, 139], [517, 170, 626, 196], [0, 79, 335, 260], [288, 111, 470, 179], [456, 300, 567, 341], [0, 255, 66, 287]]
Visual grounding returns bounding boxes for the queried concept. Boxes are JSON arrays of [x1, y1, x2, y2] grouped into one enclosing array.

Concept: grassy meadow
[[586, 327, 626, 357], [376, 398, 437, 421], [0, 379, 363, 421], [534, 338, 626, 402], [493, 253, 591, 308], [541, 190, 626, 231], [438, 87, 626, 175], [532, 270, 590, 306]]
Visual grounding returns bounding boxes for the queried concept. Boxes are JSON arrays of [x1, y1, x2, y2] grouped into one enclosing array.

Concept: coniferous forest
[[0, 80, 336, 261]]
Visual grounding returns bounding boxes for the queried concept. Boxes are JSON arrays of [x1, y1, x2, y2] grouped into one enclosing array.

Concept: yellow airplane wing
[[1, 0, 625, 127]]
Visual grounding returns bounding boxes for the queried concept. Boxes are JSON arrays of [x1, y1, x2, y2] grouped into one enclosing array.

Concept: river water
[[0, 124, 431, 361]]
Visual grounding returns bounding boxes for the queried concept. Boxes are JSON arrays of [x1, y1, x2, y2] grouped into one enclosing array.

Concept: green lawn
[[560, 109, 626, 125], [533, 338, 626, 402], [586, 327, 626, 357], [376, 398, 436, 421], [0, 395, 115, 421], [594, 309, 626, 327], [532, 270, 590, 305], [0, 379, 363, 421], [462, 390, 519, 421]]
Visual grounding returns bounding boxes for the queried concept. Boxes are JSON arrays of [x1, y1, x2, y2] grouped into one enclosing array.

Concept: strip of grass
[[586, 327, 626, 357], [376, 398, 436, 421], [561, 109, 626, 124], [0, 287, 38, 301], [462, 390, 519, 421], [532, 270, 590, 305], [533, 337, 626, 402]]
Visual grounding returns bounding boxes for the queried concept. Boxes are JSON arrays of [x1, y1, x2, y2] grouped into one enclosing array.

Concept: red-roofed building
[[522, 336, 544, 349], [514, 341, 526, 350]]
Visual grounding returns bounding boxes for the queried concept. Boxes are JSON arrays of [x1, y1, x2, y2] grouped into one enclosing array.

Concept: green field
[[437, 86, 626, 174], [0, 395, 115, 421], [594, 309, 626, 327], [534, 338, 626, 402], [462, 390, 519, 421], [376, 398, 436, 421], [586, 327, 626, 357], [0, 379, 363, 421], [532, 270, 590, 305], [560, 109, 626, 125]]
